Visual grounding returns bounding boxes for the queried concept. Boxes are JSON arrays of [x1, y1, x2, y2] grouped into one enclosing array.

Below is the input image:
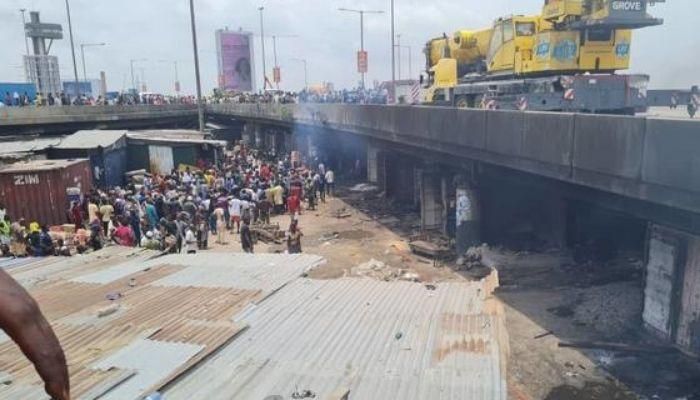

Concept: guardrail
[[0, 104, 198, 126]]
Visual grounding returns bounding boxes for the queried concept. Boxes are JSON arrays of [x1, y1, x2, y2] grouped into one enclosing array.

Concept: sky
[[0, 0, 696, 95]]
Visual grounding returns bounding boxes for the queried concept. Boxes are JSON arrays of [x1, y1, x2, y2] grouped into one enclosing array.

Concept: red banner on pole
[[273, 67, 281, 84], [357, 51, 368, 73]]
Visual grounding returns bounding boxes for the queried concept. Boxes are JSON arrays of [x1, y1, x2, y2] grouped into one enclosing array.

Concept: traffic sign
[[25, 23, 63, 40], [357, 51, 368, 73]]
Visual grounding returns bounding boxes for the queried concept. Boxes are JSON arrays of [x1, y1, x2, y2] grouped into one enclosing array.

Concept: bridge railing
[[0, 104, 198, 126]]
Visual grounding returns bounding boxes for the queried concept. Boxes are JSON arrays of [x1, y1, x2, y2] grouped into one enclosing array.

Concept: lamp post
[[189, 0, 205, 132], [391, 0, 396, 103], [80, 42, 106, 85], [291, 58, 308, 91], [130, 58, 147, 92], [259, 6, 268, 91], [159, 60, 180, 96], [394, 41, 413, 80], [271, 34, 298, 89], [19, 9, 30, 56], [64, 0, 81, 99], [338, 7, 384, 89], [396, 34, 401, 80]]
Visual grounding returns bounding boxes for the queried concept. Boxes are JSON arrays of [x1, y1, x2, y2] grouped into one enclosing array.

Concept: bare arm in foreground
[[0, 269, 69, 400]]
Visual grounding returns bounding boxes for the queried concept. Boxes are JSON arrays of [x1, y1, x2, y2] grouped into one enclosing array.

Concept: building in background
[[62, 79, 102, 98], [216, 28, 256, 93], [23, 11, 63, 96]]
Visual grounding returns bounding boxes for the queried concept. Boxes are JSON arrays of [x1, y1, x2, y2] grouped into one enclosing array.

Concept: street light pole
[[391, 0, 396, 103], [20, 9, 30, 56], [189, 0, 205, 132], [292, 58, 308, 91], [158, 60, 181, 96], [271, 34, 298, 90], [259, 7, 267, 91], [130, 59, 146, 92], [80, 43, 106, 87], [396, 34, 401, 80], [64, 0, 81, 100], [339, 8, 384, 90]]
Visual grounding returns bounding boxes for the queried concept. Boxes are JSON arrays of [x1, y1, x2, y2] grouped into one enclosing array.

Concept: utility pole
[[391, 0, 396, 103], [292, 58, 308, 91], [259, 6, 267, 91], [20, 9, 30, 56], [339, 8, 384, 89], [396, 34, 401, 80], [130, 58, 146, 92], [271, 34, 298, 90], [19, 9, 30, 83], [189, 0, 205, 132], [80, 43, 106, 87], [64, 0, 81, 100]]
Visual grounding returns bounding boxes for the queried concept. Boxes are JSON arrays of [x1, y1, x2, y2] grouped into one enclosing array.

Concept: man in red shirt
[[112, 219, 135, 247], [287, 193, 301, 217]]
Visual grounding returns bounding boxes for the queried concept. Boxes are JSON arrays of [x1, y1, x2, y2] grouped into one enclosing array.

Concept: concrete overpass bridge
[[0, 104, 199, 136], [209, 103, 700, 356], [3, 103, 700, 354]]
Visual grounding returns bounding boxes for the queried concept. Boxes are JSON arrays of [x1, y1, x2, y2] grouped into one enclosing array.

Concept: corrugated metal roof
[[127, 130, 226, 147], [165, 276, 508, 400], [54, 130, 128, 150], [145, 253, 325, 292], [0, 137, 61, 155], [0, 158, 89, 173], [92, 339, 204, 400], [0, 249, 319, 400]]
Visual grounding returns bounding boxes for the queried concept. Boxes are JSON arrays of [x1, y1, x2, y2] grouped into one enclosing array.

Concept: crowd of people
[[211, 87, 389, 105], [0, 143, 337, 259], [0, 90, 201, 107]]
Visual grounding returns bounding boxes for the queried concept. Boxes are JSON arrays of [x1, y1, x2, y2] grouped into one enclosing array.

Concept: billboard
[[216, 30, 255, 92]]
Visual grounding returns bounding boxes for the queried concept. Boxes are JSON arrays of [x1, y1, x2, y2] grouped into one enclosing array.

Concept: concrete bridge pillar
[[241, 123, 255, 146], [455, 177, 481, 258], [254, 125, 263, 148], [419, 170, 445, 231], [367, 144, 381, 184]]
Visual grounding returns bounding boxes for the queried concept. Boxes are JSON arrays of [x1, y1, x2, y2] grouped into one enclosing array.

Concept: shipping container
[[0, 159, 93, 226]]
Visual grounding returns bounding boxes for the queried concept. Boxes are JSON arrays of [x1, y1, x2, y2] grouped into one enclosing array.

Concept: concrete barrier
[[485, 110, 524, 156], [573, 114, 645, 179], [451, 108, 487, 149], [643, 119, 700, 193], [522, 112, 574, 166]]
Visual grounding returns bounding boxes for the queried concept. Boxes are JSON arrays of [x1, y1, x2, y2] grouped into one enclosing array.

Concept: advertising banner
[[219, 31, 254, 91]]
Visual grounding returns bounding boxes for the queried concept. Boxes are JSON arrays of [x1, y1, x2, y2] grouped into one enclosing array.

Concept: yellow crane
[[423, 0, 664, 113]]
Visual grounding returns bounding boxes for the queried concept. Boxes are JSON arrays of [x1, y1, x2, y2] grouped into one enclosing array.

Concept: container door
[[148, 145, 174, 175], [677, 237, 700, 354]]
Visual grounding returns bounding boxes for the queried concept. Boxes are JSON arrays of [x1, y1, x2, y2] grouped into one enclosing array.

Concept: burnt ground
[[208, 182, 700, 399]]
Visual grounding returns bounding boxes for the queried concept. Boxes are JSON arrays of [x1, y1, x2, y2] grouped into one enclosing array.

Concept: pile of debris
[[456, 244, 492, 271], [409, 233, 452, 259], [350, 259, 420, 282], [251, 223, 285, 244]]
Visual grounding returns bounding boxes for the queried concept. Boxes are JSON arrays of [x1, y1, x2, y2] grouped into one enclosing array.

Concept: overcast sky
[[1, 0, 696, 94]]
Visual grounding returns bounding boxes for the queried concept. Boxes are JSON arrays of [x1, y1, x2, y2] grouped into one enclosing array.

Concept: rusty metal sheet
[[0, 159, 93, 226]]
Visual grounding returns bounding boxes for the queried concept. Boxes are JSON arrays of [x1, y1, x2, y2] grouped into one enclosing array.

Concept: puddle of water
[[545, 381, 637, 400]]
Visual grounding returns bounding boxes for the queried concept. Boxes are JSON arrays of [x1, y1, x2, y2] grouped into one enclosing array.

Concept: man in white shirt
[[324, 169, 335, 197], [228, 197, 242, 233], [185, 225, 197, 254]]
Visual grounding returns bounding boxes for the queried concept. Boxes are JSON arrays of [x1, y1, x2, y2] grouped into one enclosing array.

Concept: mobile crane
[[423, 0, 665, 114]]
